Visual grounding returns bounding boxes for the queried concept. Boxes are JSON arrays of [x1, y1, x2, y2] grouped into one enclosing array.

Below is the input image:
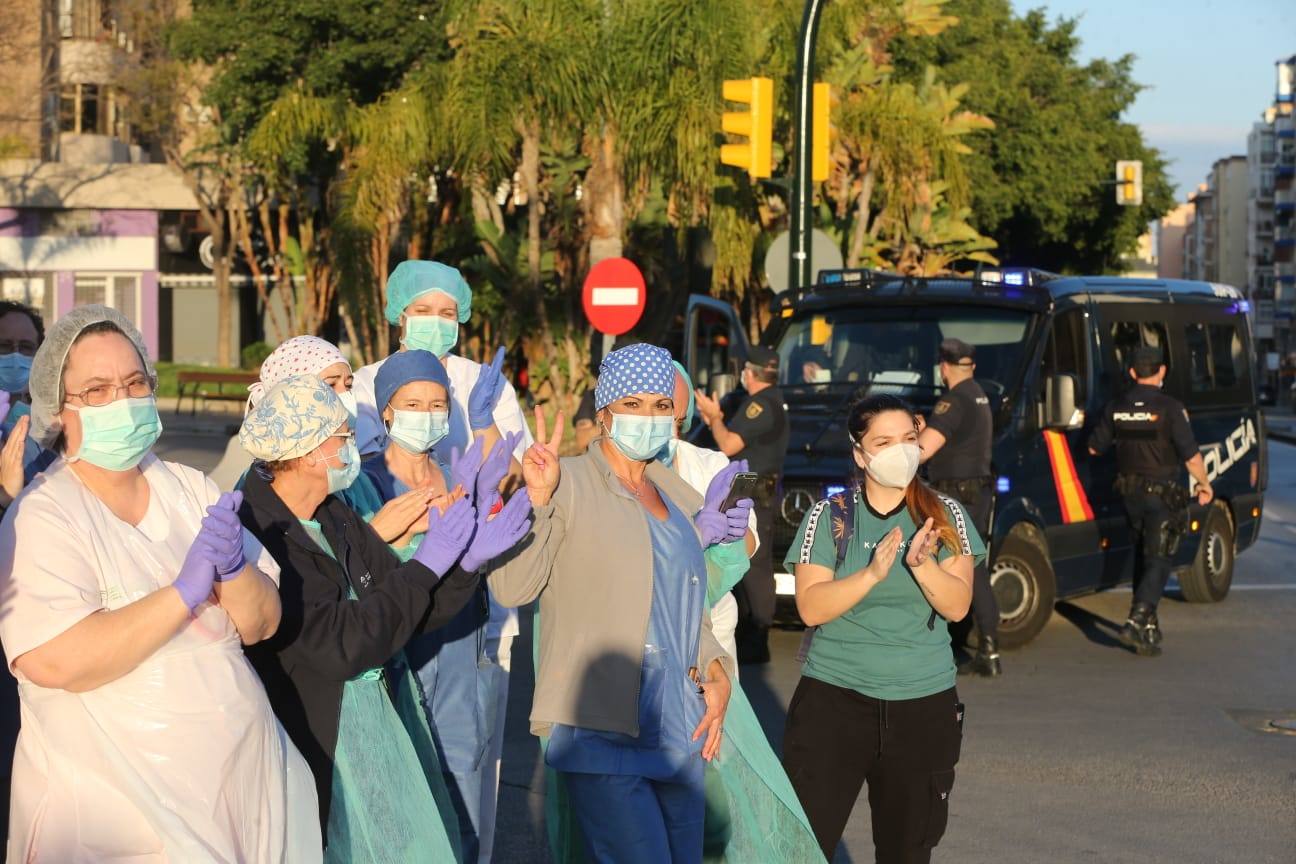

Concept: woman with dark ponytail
[[781, 393, 985, 863]]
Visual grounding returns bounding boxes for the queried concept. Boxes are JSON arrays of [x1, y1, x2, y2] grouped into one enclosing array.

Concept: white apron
[[1, 457, 321, 863]]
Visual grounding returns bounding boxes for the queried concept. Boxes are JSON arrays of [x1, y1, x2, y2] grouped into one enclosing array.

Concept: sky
[[1008, 0, 1296, 201]]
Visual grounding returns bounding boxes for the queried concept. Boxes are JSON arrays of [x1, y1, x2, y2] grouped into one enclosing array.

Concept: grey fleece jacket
[[488, 439, 735, 737]]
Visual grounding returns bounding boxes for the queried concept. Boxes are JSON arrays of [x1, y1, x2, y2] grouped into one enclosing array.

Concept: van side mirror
[[1044, 374, 1085, 430]]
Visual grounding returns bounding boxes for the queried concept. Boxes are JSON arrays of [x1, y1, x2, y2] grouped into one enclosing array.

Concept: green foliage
[[240, 341, 274, 370], [891, 0, 1174, 272]]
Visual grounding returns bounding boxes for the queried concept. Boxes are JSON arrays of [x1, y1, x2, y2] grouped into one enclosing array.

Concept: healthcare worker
[[491, 342, 745, 864], [0, 304, 320, 863], [782, 393, 983, 863], [235, 374, 533, 861], [362, 349, 515, 859], [352, 258, 531, 862]]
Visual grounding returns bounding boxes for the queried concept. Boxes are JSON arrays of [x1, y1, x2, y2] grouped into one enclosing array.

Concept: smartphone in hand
[[721, 472, 761, 512]]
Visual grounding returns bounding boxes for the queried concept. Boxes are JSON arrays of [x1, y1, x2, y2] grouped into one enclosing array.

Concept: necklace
[[615, 472, 652, 500]]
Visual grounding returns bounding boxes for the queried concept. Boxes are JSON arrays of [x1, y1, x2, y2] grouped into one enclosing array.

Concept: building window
[[58, 84, 119, 136], [59, 0, 105, 40], [74, 273, 141, 326]]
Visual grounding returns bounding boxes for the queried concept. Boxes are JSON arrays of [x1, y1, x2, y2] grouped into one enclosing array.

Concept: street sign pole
[[789, 0, 827, 293]]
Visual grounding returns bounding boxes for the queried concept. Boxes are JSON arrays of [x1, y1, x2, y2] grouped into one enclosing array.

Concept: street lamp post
[[788, 0, 828, 293]]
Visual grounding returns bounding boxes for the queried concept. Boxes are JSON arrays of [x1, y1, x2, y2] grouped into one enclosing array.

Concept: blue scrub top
[[546, 495, 708, 779]]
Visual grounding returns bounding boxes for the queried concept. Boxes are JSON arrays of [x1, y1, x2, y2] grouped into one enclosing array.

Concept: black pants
[[782, 677, 962, 863], [936, 480, 998, 639], [735, 496, 776, 659], [1123, 491, 1173, 611]]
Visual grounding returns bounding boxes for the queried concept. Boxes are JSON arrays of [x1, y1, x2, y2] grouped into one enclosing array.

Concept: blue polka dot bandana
[[594, 343, 676, 410]]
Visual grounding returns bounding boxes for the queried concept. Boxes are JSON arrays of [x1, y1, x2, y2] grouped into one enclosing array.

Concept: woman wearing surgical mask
[[0, 305, 320, 862], [0, 301, 56, 513], [362, 349, 517, 859], [351, 259, 531, 864], [491, 343, 749, 864], [235, 374, 532, 860], [781, 393, 985, 863]]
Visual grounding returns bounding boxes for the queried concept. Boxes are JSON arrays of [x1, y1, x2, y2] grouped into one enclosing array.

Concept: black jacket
[[237, 468, 479, 833]]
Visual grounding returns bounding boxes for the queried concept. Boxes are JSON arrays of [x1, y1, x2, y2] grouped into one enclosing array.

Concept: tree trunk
[[519, 122, 549, 344], [212, 212, 234, 367], [584, 130, 625, 269], [848, 166, 876, 268]]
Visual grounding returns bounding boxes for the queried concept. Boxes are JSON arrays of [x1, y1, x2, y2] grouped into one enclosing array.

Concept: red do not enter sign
[[582, 257, 646, 336]]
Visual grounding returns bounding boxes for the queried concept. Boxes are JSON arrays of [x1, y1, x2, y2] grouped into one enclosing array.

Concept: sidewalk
[[155, 396, 244, 438], [1264, 408, 1296, 445]]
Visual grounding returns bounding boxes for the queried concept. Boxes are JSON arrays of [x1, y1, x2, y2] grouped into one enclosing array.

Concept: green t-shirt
[[783, 491, 986, 700]]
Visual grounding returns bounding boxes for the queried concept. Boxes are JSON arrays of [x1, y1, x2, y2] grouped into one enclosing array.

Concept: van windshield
[[776, 306, 1036, 399]]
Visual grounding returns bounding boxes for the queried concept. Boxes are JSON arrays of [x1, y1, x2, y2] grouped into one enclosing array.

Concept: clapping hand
[[475, 431, 521, 511], [200, 491, 247, 581], [904, 518, 937, 569], [468, 346, 508, 431], [862, 526, 903, 584], [694, 389, 722, 426], [0, 412, 28, 508], [522, 406, 564, 507], [459, 489, 534, 573], [450, 436, 488, 504], [413, 496, 476, 578], [369, 488, 434, 543]]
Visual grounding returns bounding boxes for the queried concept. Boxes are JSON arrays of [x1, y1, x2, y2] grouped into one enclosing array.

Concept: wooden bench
[[176, 370, 260, 415]]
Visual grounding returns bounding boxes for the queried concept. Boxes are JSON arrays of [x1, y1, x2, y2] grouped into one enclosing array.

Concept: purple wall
[[56, 271, 73, 316], [100, 210, 157, 237], [139, 271, 159, 360], [0, 208, 37, 238]]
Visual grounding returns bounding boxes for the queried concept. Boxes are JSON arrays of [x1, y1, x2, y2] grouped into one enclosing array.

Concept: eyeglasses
[[0, 340, 37, 356], [66, 377, 156, 407]]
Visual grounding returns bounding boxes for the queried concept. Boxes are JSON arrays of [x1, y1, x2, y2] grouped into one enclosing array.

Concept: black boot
[[1120, 603, 1162, 657], [1144, 610, 1163, 647], [961, 634, 1002, 678]]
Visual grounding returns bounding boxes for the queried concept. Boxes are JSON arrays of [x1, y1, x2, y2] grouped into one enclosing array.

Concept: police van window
[[1182, 320, 1250, 407], [1040, 308, 1088, 402], [691, 305, 733, 393], [1107, 319, 1169, 392]]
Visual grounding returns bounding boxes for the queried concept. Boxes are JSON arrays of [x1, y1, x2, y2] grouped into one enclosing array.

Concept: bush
[[241, 341, 274, 371]]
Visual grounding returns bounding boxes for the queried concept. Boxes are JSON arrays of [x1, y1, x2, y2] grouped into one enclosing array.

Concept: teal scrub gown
[[297, 519, 463, 864]]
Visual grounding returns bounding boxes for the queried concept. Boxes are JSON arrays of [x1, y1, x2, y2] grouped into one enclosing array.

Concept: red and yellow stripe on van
[[1042, 430, 1094, 523]]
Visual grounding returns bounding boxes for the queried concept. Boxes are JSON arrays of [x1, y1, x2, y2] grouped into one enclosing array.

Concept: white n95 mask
[[859, 442, 921, 489]]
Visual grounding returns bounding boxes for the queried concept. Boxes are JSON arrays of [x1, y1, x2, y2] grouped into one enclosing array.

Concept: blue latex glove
[[696, 459, 748, 548], [450, 436, 487, 503], [173, 537, 219, 611], [413, 496, 476, 577], [467, 346, 507, 431], [724, 498, 754, 543], [460, 488, 534, 573], [199, 491, 246, 581], [475, 431, 520, 510]]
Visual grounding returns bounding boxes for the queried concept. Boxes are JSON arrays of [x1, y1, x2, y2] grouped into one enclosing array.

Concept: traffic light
[[1115, 160, 1143, 206], [812, 82, 838, 182], [720, 77, 774, 179]]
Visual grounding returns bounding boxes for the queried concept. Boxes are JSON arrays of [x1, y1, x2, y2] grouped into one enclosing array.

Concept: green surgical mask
[[70, 396, 162, 471], [402, 315, 458, 358]]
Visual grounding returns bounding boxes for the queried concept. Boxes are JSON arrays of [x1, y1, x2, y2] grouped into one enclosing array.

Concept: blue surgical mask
[[325, 438, 361, 494], [70, 396, 162, 471], [337, 390, 358, 422], [402, 315, 458, 358], [660, 437, 680, 467], [388, 409, 450, 454], [5, 399, 30, 426], [605, 413, 675, 462], [0, 353, 32, 394]]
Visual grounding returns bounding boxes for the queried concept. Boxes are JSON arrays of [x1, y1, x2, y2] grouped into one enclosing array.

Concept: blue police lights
[[824, 484, 848, 498], [996, 476, 1011, 494]]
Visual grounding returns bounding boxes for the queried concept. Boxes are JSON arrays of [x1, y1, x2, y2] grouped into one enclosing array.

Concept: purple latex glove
[[413, 496, 476, 577], [173, 536, 219, 611], [696, 459, 748, 547], [459, 489, 534, 573], [724, 497, 754, 543], [199, 491, 246, 580], [449, 436, 487, 503], [468, 347, 507, 431], [474, 432, 520, 511]]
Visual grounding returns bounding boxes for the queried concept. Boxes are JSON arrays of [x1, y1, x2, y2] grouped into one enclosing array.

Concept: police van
[[682, 270, 1267, 647]]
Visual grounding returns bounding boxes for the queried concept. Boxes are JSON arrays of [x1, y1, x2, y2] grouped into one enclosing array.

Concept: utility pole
[[789, 0, 828, 293]]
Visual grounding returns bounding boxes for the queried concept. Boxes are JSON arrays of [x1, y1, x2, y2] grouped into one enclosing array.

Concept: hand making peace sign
[[522, 405, 566, 507]]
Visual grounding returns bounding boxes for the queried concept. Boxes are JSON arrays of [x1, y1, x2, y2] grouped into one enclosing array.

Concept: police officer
[[1088, 346, 1214, 656], [917, 338, 1001, 677], [695, 346, 789, 664]]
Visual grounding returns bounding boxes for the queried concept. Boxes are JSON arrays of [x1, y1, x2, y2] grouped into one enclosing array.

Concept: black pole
[[789, 0, 827, 292]]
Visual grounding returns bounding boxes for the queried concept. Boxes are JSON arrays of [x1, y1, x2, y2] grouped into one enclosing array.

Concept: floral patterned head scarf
[[239, 374, 348, 462]]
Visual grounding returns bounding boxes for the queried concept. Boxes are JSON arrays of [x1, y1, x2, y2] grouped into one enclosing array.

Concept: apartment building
[[1245, 54, 1295, 361]]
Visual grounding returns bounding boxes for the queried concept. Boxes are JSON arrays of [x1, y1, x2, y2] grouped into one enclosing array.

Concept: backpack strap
[[797, 488, 859, 663]]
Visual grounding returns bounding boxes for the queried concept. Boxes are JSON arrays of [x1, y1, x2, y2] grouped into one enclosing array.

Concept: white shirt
[[0, 455, 319, 862], [352, 352, 533, 640], [669, 439, 760, 547]]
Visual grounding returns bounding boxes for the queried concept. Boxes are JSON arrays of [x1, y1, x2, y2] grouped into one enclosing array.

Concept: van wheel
[[989, 537, 1056, 649], [1180, 504, 1234, 603]]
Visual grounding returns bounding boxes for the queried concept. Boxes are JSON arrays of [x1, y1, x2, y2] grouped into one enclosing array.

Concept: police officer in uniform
[[918, 338, 1001, 676], [695, 346, 789, 664], [1088, 346, 1213, 656]]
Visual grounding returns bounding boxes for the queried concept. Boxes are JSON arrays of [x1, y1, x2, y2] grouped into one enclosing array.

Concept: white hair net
[[29, 304, 156, 448]]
